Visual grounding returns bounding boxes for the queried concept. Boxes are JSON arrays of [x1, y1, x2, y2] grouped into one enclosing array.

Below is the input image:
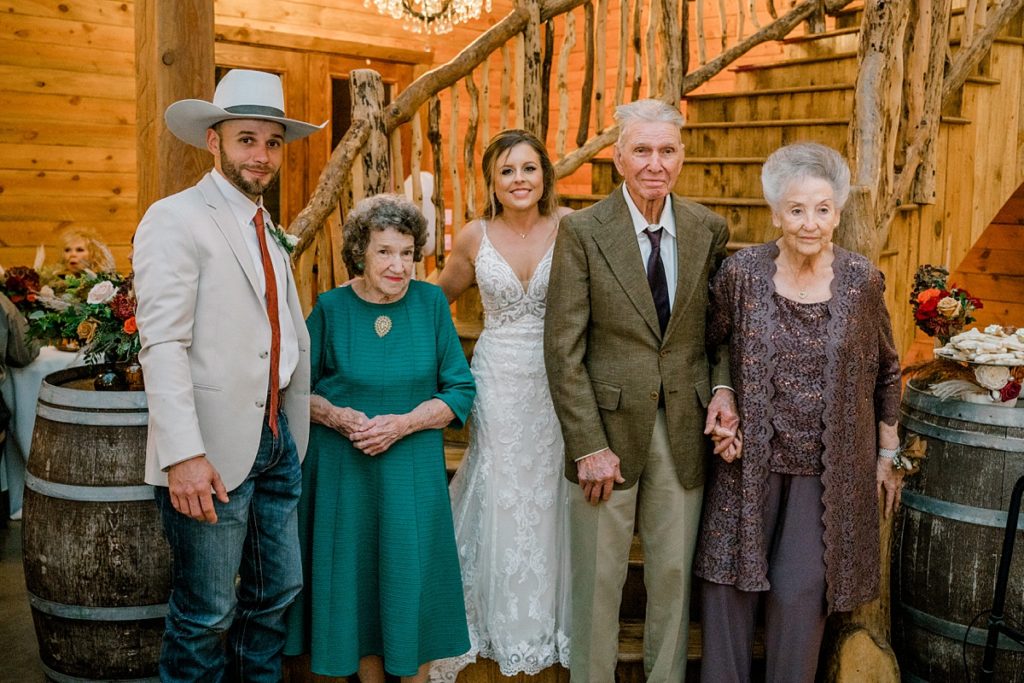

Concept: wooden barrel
[[22, 364, 170, 682], [893, 381, 1024, 682]]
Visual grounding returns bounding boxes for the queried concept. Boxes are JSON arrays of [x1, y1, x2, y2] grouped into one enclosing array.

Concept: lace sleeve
[[871, 270, 901, 425]]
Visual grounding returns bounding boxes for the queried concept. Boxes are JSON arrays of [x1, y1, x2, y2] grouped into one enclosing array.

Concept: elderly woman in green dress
[[285, 194, 475, 682]]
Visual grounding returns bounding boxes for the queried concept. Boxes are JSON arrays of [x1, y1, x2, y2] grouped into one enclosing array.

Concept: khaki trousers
[[569, 409, 703, 683]]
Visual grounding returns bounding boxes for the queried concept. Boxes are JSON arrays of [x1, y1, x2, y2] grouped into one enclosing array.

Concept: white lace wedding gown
[[431, 223, 571, 680]]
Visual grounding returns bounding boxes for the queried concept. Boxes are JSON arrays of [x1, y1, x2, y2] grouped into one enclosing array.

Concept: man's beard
[[220, 150, 279, 197]]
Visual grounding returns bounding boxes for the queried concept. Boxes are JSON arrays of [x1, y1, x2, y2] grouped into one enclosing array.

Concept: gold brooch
[[374, 315, 392, 338]]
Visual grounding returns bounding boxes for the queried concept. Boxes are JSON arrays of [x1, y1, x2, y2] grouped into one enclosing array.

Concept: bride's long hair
[[481, 129, 559, 220]]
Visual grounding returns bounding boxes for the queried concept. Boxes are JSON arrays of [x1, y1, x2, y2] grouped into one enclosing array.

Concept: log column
[[135, 0, 214, 217], [351, 70, 392, 197]]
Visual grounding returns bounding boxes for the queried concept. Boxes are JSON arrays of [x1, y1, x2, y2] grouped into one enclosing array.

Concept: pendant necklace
[[786, 260, 809, 299]]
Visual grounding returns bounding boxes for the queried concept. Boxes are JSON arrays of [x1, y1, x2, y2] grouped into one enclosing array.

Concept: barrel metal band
[[25, 471, 155, 503], [36, 402, 148, 427], [899, 411, 1024, 452], [28, 592, 168, 622], [903, 384, 1024, 428], [900, 603, 1024, 652], [40, 660, 160, 683], [902, 490, 1024, 529]]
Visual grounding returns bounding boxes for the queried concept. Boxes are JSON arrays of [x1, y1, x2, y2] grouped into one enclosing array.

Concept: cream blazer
[[134, 173, 311, 492]]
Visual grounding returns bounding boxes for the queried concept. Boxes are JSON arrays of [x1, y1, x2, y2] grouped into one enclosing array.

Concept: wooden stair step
[[618, 618, 766, 663], [782, 26, 861, 44], [780, 27, 861, 59], [682, 121, 849, 157], [686, 84, 853, 100], [731, 51, 858, 72], [966, 75, 1002, 86], [683, 117, 849, 129], [834, 3, 865, 30], [732, 52, 859, 90]]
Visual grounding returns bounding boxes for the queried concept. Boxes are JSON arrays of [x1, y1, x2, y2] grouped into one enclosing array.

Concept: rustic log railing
[[287, 0, 857, 294], [840, 0, 1024, 262]]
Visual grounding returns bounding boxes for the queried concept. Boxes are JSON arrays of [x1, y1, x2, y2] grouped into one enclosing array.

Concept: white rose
[[284, 233, 299, 248], [39, 285, 54, 298], [86, 281, 116, 304], [973, 364, 1011, 390]]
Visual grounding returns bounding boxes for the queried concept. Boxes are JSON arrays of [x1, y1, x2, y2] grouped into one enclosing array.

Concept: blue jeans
[[155, 413, 302, 683]]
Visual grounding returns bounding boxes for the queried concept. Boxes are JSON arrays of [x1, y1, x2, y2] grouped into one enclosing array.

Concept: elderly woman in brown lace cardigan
[[694, 142, 904, 683]]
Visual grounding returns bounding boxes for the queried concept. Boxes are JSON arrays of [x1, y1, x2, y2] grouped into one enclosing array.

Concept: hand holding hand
[[710, 426, 743, 463], [350, 414, 410, 456], [576, 448, 626, 505], [167, 455, 229, 524], [705, 388, 741, 461]]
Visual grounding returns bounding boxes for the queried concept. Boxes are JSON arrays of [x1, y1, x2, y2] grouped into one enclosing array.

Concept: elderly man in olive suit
[[544, 98, 738, 683], [133, 69, 325, 682]]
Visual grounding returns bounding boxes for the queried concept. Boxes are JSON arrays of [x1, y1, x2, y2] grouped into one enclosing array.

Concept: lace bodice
[[475, 223, 552, 329]]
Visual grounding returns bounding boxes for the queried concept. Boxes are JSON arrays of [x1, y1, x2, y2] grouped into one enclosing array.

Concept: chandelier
[[364, 0, 491, 34]]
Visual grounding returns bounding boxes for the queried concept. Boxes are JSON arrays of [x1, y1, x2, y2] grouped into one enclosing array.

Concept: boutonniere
[[269, 224, 299, 254]]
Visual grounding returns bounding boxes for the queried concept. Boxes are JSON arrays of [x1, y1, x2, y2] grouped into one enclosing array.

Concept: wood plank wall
[[0, 0, 137, 271]]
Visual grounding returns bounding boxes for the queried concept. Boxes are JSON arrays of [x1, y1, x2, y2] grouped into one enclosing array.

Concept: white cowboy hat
[[165, 69, 327, 149]]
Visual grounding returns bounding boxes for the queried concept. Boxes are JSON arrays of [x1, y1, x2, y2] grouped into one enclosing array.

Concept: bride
[[432, 130, 573, 679]]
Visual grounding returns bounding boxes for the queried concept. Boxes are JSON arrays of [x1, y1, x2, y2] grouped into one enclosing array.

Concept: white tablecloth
[[1, 347, 82, 515]]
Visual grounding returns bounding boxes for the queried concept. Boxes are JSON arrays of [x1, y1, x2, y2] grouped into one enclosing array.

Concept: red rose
[[123, 316, 138, 335], [1000, 379, 1021, 402]]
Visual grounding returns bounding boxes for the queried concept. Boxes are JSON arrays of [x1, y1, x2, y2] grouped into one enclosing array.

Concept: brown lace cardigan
[[693, 242, 901, 613]]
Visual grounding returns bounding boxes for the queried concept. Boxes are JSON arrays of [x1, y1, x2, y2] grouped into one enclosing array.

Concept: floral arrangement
[[27, 272, 140, 363], [0, 265, 49, 316], [910, 265, 982, 344]]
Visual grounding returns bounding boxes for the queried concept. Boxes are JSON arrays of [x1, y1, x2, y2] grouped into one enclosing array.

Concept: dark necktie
[[644, 227, 670, 334], [253, 208, 281, 437]]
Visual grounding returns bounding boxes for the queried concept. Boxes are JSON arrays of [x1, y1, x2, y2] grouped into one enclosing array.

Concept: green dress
[[284, 280, 475, 676]]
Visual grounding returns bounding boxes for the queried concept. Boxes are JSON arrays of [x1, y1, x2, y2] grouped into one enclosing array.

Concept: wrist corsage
[[879, 446, 907, 471]]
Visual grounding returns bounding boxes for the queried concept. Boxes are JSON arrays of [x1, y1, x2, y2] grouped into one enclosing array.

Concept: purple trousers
[[700, 473, 827, 683]]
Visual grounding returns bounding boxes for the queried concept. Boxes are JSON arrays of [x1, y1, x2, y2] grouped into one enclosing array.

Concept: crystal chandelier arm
[[400, 0, 453, 23]]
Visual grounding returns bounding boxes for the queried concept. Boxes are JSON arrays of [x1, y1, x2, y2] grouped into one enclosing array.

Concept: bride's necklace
[[499, 215, 541, 240], [506, 223, 530, 239]]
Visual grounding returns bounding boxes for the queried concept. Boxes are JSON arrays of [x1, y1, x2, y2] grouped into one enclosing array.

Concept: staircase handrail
[[289, 0, 856, 262]]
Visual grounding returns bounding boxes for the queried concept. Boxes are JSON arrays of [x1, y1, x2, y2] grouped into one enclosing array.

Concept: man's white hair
[[614, 99, 685, 147]]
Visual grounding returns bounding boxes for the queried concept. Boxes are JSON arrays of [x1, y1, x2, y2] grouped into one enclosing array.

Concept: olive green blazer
[[543, 186, 730, 489]]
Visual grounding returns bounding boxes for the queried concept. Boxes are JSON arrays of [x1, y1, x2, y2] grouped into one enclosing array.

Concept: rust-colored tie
[[253, 208, 281, 436]]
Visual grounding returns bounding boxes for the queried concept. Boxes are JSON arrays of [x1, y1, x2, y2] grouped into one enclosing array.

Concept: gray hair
[[761, 142, 851, 210], [614, 99, 685, 147], [342, 193, 428, 276]]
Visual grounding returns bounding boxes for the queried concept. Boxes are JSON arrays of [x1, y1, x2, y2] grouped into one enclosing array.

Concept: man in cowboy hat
[[133, 69, 326, 681]]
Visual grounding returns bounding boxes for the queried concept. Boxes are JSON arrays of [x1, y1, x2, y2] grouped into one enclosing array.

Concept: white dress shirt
[[210, 170, 300, 389], [621, 186, 677, 309]]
